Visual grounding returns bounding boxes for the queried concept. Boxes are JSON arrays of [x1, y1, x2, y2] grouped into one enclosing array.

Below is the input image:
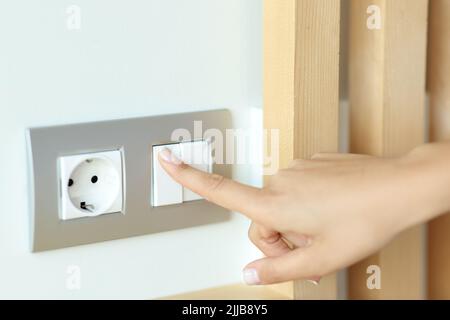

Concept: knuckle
[[262, 189, 284, 212], [266, 168, 290, 184], [176, 163, 191, 177], [206, 173, 225, 194]]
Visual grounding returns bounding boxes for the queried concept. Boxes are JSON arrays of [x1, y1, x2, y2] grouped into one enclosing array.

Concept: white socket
[[59, 150, 123, 220]]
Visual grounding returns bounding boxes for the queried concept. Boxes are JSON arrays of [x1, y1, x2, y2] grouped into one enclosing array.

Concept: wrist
[[400, 143, 450, 228]]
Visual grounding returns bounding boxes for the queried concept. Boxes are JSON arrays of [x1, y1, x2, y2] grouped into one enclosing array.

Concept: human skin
[[158, 142, 450, 285]]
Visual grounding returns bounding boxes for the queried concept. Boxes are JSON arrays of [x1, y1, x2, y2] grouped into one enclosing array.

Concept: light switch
[[152, 140, 212, 207], [152, 143, 183, 206], [180, 140, 212, 202]]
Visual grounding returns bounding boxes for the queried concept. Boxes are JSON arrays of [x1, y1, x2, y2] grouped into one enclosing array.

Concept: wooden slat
[[264, 0, 296, 170], [348, 0, 428, 299], [264, 0, 341, 299], [427, 0, 450, 300]]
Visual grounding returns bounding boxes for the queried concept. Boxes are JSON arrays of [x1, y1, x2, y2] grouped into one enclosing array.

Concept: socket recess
[[59, 150, 123, 220]]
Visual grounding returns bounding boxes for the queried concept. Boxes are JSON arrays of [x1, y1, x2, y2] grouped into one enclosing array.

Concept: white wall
[[0, 0, 262, 299]]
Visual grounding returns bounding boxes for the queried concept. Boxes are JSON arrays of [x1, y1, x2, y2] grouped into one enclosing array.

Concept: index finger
[[158, 148, 272, 225]]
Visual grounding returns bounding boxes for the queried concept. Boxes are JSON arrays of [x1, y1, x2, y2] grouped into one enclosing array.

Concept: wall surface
[[0, 0, 262, 299]]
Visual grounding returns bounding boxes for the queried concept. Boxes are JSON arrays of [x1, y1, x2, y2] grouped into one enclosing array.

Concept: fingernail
[[242, 268, 261, 285], [159, 148, 182, 165]]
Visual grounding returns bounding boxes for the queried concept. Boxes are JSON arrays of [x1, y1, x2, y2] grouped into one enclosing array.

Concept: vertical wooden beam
[[264, 0, 341, 299], [264, 0, 296, 171], [293, 0, 341, 299], [427, 0, 450, 300], [348, 0, 429, 299]]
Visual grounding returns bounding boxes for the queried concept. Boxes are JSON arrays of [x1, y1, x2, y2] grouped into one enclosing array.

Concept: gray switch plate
[[27, 109, 232, 252]]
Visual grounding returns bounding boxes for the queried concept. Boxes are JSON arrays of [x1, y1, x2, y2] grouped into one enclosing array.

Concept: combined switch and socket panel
[[27, 110, 232, 252]]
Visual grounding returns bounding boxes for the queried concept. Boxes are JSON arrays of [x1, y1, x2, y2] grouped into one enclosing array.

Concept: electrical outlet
[[59, 150, 123, 220]]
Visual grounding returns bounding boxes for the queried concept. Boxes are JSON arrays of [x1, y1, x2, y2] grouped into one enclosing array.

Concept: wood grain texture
[[264, 0, 341, 299], [263, 0, 296, 170], [348, 0, 429, 299], [161, 284, 292, 300], [293, 0, 341, 298], [293, 0, 341, 159], [426, 0, 450, 300]]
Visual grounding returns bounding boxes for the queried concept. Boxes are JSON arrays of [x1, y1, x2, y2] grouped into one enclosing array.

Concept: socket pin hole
[[91, 175, 98, 183], [68, 179, 74, 187]]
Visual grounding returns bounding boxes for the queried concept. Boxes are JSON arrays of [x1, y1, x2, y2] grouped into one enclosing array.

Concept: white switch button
[[152, 140, 212, 207], [152, 144, 183, 206], [180, 140, 212, 202]]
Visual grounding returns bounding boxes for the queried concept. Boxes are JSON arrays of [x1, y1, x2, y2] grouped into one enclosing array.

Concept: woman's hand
[[158, 144, 450, 285]]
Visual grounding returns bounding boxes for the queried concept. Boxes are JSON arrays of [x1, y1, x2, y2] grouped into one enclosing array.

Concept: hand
[[158, 144, 450, 285]]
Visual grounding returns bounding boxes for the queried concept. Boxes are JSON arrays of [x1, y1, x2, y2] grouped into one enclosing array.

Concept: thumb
[[242, 247, 322, 285]]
